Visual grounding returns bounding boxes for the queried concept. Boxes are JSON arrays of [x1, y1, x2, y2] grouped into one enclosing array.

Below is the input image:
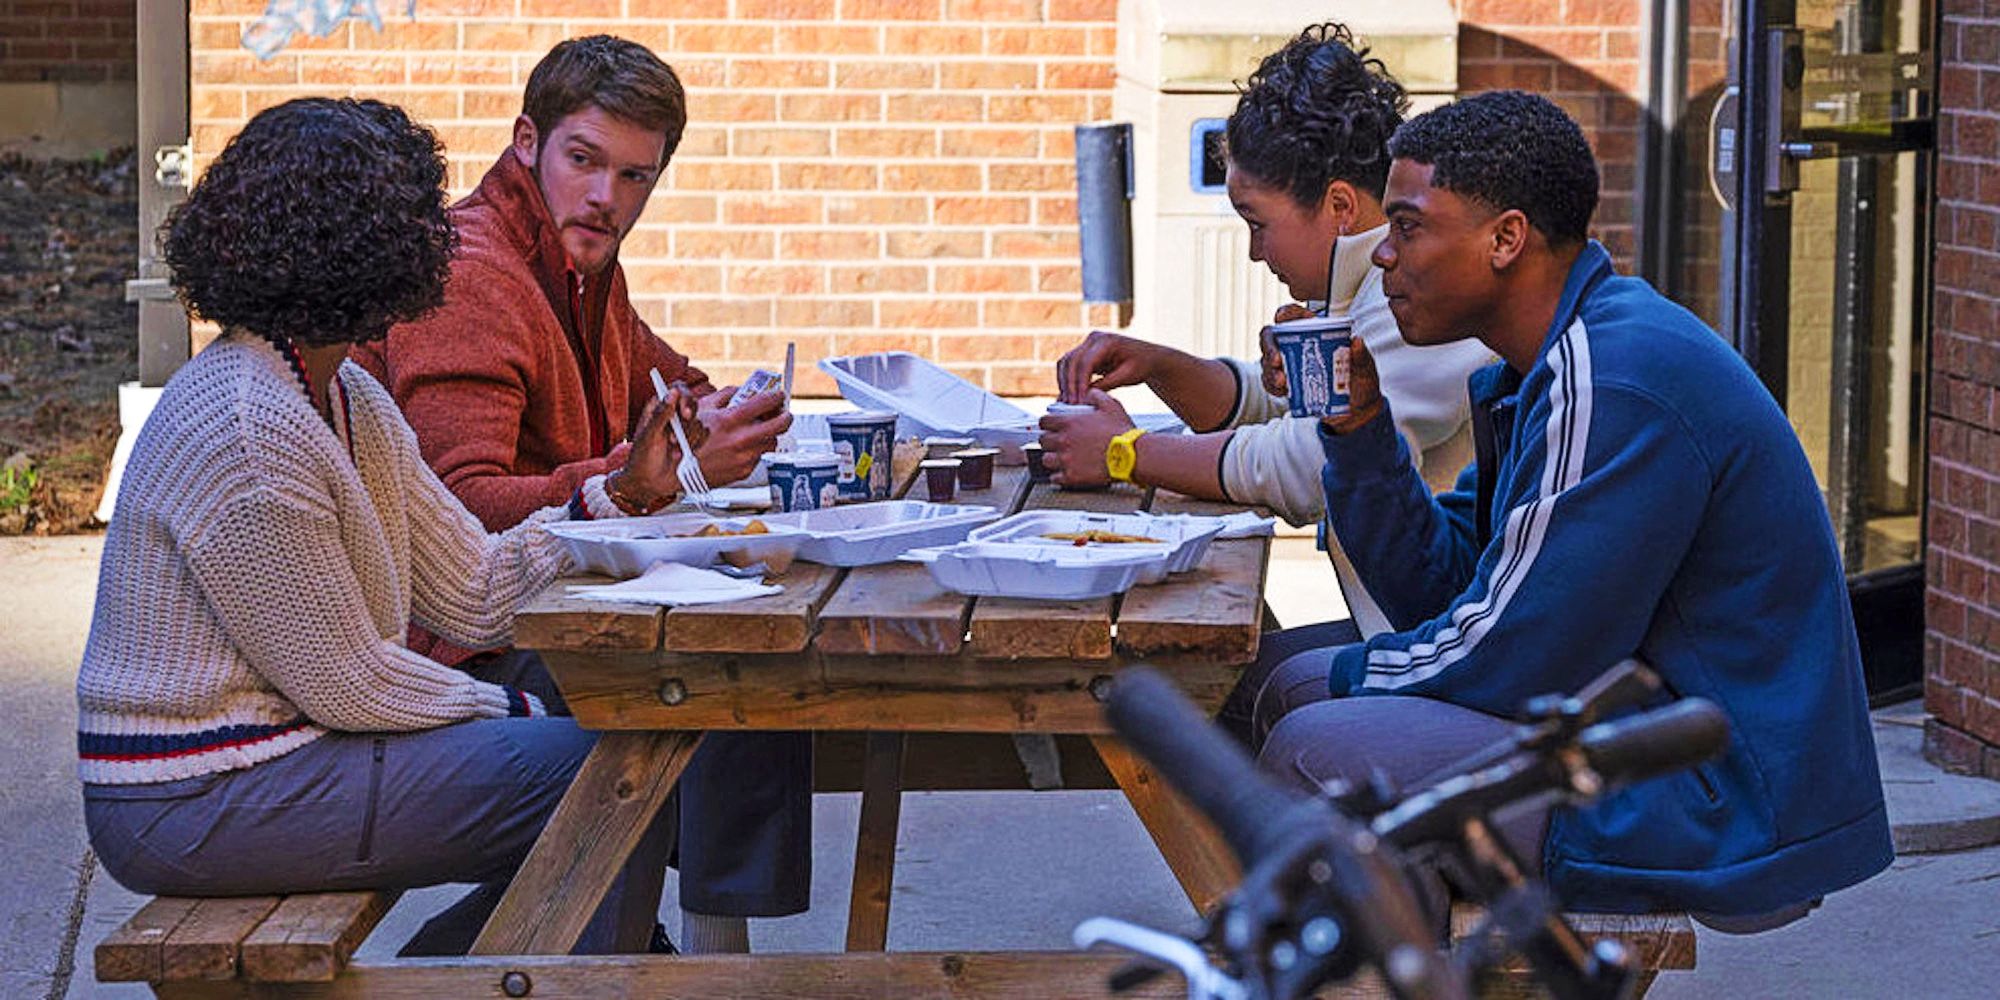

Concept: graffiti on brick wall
[[243, 1, 418, 61]]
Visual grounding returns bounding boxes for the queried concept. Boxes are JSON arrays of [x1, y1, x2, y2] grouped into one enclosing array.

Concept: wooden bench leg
[[471, 730, 703, 956], [1091, 734, 1241, 915], [844, 731, 906, 951]]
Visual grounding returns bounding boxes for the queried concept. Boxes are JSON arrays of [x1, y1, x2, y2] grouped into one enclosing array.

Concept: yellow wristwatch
[[1105, 427, 1148, 483]]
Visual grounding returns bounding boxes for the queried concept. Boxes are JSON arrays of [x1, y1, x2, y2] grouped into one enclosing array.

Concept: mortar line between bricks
[[44, 846, 93, 1000]]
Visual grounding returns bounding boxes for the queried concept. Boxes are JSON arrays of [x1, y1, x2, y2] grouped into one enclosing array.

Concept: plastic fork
[[650, 368, 713, 508]]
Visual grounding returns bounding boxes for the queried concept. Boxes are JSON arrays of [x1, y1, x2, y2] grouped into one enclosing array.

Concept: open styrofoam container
[[545, 514, 809, 578], [771, 500, 1001, 567], [969, 511, 1224, 575], [819, 352, 1030, 440], [901, 541, 1172, 600]]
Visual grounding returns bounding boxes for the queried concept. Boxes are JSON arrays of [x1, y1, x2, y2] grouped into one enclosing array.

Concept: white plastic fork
[[650, 368, 713, 508]]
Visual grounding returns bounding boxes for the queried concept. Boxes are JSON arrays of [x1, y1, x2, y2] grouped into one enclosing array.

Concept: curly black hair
[[162, 97, 456, 347], [1387, 90, 1599, 247], [1225, 22, 1409, 205]]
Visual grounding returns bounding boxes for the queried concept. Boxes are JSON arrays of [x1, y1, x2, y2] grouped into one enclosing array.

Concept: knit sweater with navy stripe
[[77, 333, 573, 785], [1316, 242, 1893, 916]]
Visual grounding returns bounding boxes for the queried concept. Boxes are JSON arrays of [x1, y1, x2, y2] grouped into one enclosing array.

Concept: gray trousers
[[1223, 625, 1547, 935], [83, 656, 675, 956]]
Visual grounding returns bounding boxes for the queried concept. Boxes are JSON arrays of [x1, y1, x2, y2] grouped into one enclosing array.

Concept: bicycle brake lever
[[1073, 917, 1249, 1000]]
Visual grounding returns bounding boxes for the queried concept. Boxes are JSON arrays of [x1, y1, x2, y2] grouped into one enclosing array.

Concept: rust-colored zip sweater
[[353, 148, 710, 662]]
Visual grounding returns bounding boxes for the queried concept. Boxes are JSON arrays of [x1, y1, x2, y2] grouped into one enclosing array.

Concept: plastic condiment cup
[[920, 458, 962, 501], [951, 447, 999, 490]]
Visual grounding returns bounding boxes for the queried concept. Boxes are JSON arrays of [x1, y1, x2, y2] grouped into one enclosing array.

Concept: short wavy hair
[[1225, 22, 1409, 206], [523, 35, 687, 166], [1388, 90, 1599, 246], [162, 98, 456, 347]]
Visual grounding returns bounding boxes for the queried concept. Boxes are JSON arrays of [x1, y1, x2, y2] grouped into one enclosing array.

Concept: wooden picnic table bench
[[96, 456, 1697, 997]]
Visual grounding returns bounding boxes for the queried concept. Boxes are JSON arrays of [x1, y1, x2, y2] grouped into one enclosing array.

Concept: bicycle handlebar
[[1576, 698, 1730, 787]]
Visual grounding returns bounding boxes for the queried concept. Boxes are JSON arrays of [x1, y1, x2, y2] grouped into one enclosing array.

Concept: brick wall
[[0, 0, 135, 83], [1457, 0, 1647, 266], [1924, 0, 2000, 778], [181, 1, 1647, 393], [187, 0, 1121, 396]]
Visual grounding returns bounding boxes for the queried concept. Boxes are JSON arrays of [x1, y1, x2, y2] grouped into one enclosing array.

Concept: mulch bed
[[0, 149, 137, 534]]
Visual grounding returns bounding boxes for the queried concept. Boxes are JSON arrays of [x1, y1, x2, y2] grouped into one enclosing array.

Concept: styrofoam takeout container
[[819, 351, 1031, 439], [900, 541, 1172, 600], [544, 514, 809, 578], [969, 510, 1224, 575], [766, 500, 1001, 567]]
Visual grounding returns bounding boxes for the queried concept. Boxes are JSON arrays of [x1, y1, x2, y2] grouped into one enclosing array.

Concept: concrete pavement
[[5, 533, 1997, 999]]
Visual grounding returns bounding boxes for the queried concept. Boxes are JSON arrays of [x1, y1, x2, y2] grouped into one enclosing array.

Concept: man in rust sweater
[[353, 36, 800, 954]]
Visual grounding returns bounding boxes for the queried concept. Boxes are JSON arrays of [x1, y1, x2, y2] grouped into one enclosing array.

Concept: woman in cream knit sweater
[[77, 98, 695, 955]]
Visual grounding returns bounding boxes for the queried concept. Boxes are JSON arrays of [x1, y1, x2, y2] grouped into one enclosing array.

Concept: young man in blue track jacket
[[1244, 91, 1892, 928]]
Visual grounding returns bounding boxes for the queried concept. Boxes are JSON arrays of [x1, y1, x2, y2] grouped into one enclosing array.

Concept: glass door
[[1667, 0, 1934, 699]]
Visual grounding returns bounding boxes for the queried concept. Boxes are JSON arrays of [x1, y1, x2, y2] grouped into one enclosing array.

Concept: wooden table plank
[[240, 891, 398, 983], [965, 481, 1146, 661], [663, 560, 845, 654], [471, 731, 701, 957], [161, 896, 283, 981], [816, 465, 1032, 656], [96, 895, 201, 982], [1115, 538, 1268, 661], [515, 577, 662, 653]]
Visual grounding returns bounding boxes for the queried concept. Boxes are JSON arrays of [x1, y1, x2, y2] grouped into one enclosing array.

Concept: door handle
[[1707, 85, 1741, 212]]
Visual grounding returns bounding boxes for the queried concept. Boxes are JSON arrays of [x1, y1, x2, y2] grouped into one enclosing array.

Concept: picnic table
[[470, 458, 1270, 994]]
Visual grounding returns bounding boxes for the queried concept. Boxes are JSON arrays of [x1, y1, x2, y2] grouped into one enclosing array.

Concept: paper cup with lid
[[826, 409, 897, 502]]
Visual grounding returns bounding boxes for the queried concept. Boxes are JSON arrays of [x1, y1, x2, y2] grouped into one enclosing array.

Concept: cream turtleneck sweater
[[77, 333, 574, 784]]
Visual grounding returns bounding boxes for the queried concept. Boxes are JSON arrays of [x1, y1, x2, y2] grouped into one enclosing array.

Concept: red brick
[[937, 264, 1032, 293], [1049, 0, 1116, 19], [990, 163, 1071, 192], [937, 333, 1037, 362], [779, 162, 881, 190], [777, 299, 875, 327], [989, 364, 1056, 395], [1924, 717, 1993, 773], [992, 230, 1078, 258], [674, 23, 775, 54], [461, 20, 566, 53], [836, 127, 938, 157], [886, 230, 983, 258], [1036, 264, 1082, 293], [675, 230, 776, 259], [835, 332, 935, 356], [942, 127, 1039, 158], [882, 300, 978, 328], [940, 61, 1038, 90], [781, 93, 883, 122], [738, 0, 838, 17], [826, 195, 929, 224], [723, 194, 824, 225], [730, 58, 830, 88], [984, 298, 1084, 327], [673, 299, 775, 327], [948, 0, 1043, 19], [780, 230, 880, 259], [986, 26, 1087, 56], [845, 0, 943, 18], [1035, 196, 1078, 226], [831, 264, 927, 293], [883, 25, 982, 54], [728, 265, 826, 296], [886, 93, 983, 121], [672, 161, 775, 190], [641, 195, 718, 225], [935, 196, 1031, 225], [834, 60, 935, 88], [732, 128, 832, 157], [987, 94, 1089, 123], [1043, 62, 1114, 90], [777, 24, 881, 55], [883, 163, 982, 191]]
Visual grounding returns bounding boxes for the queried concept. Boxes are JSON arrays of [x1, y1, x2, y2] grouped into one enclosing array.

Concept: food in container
[[680, 519, 772, 538], [1040, 530, 1163, 545], [544, 514, 808, 578], [971, 511, 1225, 575]]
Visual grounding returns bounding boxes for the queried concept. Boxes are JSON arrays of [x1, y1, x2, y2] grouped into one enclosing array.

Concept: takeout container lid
[[901, 540, 1171, 600]]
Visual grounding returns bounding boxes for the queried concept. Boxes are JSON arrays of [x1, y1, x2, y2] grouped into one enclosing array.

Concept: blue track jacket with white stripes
[[1316, 242, 1893, 915]]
